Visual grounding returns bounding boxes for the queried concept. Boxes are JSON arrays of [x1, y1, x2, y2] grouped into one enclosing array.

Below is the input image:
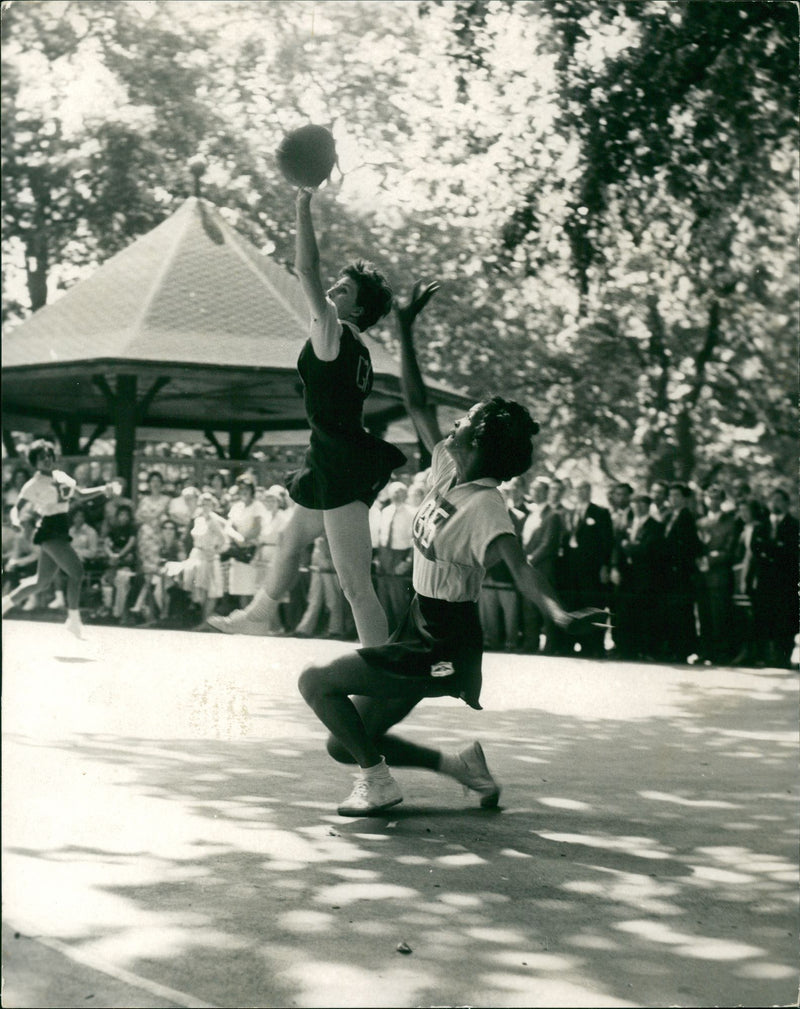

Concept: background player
[[2, 439, 120, 638]]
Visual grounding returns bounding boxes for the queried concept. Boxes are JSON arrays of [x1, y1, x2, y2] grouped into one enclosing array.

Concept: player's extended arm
[[487, 533, 607, 634], [294, 188, 331, 349], [74, 480, 121, 502], [395, 280, 442, 456]]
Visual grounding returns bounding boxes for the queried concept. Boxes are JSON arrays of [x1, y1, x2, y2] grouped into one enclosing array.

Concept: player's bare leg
[[208, 505, 323, 634], [324, 500, 388, 647]]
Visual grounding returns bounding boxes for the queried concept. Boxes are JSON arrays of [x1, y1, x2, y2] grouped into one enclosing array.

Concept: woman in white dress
[[226, 474, 265, 608]]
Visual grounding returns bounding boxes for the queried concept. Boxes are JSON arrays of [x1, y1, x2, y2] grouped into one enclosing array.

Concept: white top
[[19, 470, 77, 516], [228, 499, 267, 540], [411, 442, 514, 602], [379, 502, 414, 550]]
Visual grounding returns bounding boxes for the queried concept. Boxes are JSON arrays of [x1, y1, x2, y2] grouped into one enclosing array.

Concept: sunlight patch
[[466, 926, 528, 944], [734, 961, 798, 980], [436, 852, 487, 867], [639, 790, 739, 809], [314, 882, 419, 905], [537, 797, 591, 810], [437, 893, 484, 907], [278, 909, 335, 933], [691, 866, 755, 884], [536, 831, 672, 859], [615, 920, 763, 960], [326, 867, 380, 880]]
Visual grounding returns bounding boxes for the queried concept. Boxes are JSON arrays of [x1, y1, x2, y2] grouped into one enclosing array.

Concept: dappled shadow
[[4, 662, 798, 1009]]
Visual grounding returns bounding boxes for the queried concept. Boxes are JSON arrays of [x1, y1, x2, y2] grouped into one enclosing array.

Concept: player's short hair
[[341, 260, 393, 331], [471, 397, 540, 481], [27, 439, 57, 467]]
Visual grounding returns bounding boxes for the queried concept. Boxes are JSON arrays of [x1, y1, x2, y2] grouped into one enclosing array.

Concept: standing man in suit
[[525, 478, 570, 654], [696, 485, 738, 664], [662, 483, 702, 663], [563, 480, 613, 657], [519, 477, 550, 651], [752, 487, 799, 668], [608, 482, 634, 656], [613, 492, 665, 660]]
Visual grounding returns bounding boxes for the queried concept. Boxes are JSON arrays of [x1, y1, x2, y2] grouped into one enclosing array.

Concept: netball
[[275, 124, 337, 187]]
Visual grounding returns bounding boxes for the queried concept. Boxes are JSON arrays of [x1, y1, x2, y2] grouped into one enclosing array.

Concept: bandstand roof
[[2, 196, 469, 438]]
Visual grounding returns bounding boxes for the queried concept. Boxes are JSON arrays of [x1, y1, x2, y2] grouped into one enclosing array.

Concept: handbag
[[220, 543, 257, 564]]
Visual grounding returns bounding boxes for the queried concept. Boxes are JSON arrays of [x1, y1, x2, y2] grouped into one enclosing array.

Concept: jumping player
[[1, 439, 120, 639], [298, 282, 604, 815], [209, 186, 404, 646]]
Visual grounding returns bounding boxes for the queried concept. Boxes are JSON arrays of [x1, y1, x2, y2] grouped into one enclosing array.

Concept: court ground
[[2, 619, 798, 1008]]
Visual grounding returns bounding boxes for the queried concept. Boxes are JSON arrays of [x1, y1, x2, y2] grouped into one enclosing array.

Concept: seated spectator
[[98, 479, 133, 537], [3, 465, 31, 512], [129, 517, 187, 625], [99, 503, 138, 621]]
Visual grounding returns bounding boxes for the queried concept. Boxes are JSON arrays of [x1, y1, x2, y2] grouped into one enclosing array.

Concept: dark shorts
[[358, 594, 485, 710], [33, 513, 71, 545]]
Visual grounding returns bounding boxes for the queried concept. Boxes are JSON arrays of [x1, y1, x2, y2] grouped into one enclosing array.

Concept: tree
[[421, 0, 799, 484]]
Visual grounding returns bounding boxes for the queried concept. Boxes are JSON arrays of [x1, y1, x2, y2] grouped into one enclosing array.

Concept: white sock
[[363, 757, 391, 780], [66, 609, 82, 623], [438, 753, 461, 779]]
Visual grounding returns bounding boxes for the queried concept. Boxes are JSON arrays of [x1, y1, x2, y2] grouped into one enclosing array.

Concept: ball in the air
[[276, 124, 337, 188]]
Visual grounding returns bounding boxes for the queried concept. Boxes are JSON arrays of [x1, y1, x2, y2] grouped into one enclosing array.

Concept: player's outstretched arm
[[294, 188, 327, 321], [395, 280, 441, 456], [488, 533, 607, 634]]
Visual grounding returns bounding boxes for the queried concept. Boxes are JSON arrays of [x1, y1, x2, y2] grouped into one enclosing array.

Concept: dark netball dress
[[288, 308, 406, 510]]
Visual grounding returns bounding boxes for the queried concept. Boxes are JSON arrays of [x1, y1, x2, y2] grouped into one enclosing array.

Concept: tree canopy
[[2, 0, 797, 490]]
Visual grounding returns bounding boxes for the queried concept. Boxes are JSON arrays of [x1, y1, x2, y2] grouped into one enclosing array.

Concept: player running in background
[[2, 439, 120, 639]]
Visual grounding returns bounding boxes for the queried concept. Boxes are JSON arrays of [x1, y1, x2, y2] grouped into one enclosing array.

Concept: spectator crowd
[[2, 460, 797, 669]]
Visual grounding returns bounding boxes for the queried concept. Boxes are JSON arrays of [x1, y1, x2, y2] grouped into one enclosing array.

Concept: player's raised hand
[[395, 280, 439, 331]]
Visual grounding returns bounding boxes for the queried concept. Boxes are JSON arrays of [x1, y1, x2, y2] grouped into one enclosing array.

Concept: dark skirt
[[288, 429, 406, 510], [33, 513, 71, 545], [358, 593, 485, 710]]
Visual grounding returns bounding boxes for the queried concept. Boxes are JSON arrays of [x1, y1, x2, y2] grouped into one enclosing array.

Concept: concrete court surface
[[1, 618, 798, 1009]]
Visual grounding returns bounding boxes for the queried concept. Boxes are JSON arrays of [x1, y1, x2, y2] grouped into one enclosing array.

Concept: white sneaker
[[338, 770, 403, 816], [452, 741, 501, 808], [48, 594, 66, 609], [207, 614, 234, 633], [65, 616, 87, 640], [22, 597, 38, 612]]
